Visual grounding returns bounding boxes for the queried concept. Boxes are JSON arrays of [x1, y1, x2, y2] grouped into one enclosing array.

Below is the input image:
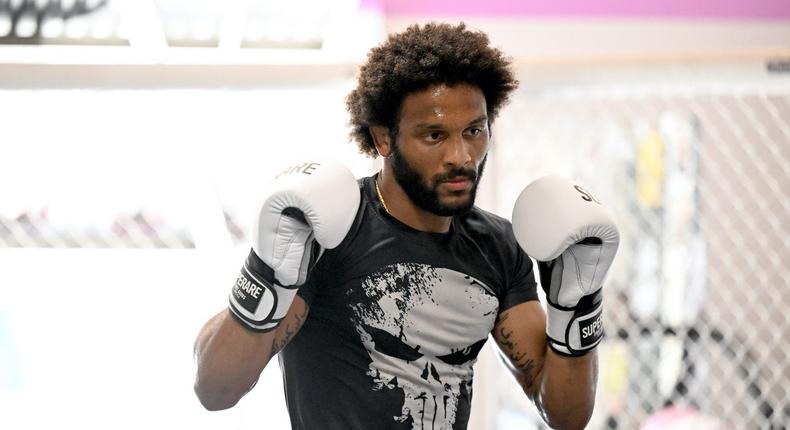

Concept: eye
[[424, 131, 443, 142], [465, 125, 487, 138], [436, 338, 487, 365], [361, 324, 424, 361]]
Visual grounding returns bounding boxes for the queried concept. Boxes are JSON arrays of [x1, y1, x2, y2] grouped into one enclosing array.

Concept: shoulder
[[356, 176, 368, 190], [457, 207, 537, 300], [460, 206, 516, 241], [456, 206, 524, 263]]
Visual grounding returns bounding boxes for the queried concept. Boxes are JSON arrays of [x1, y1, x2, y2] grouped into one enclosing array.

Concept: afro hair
[[346, 22, 518, 158]]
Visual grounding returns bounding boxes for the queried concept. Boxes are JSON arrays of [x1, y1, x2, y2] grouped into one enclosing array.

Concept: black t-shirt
[[279, 175, 538, 430]]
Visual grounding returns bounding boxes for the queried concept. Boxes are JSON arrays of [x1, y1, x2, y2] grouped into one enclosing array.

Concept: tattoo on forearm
[[496, 319, 539, 389], [270, 307, 308, 356], [517, 359, 538, 389]]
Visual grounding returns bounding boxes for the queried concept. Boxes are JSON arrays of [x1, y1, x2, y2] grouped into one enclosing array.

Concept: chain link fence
[[491, 67, 789, 429]]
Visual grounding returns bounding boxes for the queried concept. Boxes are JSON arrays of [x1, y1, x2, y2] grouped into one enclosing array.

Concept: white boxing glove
[[512, 175, 620, 356], [229, 161, 360, 332]]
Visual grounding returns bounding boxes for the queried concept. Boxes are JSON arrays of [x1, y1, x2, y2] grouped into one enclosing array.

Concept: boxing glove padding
[[512, 175, 619, 263], [253, 161, 360, 286], [229, 160, 360, 332], [512, 175, 619, 356]]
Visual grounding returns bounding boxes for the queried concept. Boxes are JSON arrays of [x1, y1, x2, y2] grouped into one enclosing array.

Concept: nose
[[443, 134, 472, 168]]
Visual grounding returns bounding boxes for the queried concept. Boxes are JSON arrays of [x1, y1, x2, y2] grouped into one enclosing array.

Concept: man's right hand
[[228, 161, 360, 332]]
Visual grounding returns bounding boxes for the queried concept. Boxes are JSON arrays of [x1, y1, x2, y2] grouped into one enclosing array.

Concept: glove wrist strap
[[546, 297, 604, 356], [228, 249, 299, 333]]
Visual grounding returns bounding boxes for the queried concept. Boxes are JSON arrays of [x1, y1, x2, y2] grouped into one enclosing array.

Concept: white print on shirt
[[347, 264, 499, 430]]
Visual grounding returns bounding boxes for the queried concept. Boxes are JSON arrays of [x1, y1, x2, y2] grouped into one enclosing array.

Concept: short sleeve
[[499, 242, 539, 311]]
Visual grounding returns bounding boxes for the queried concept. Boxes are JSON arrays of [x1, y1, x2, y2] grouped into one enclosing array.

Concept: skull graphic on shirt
[[348, 263, 500, 429]]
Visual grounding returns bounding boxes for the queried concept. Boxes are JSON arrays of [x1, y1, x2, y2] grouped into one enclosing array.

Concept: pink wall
[[360, 0, 790, 19]]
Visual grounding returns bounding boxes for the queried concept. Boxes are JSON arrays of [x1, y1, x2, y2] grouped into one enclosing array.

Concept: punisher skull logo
[[348, 263, 499, 429]]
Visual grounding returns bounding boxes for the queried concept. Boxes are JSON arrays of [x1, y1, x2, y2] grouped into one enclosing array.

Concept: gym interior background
[[0, 1, 788, 429]]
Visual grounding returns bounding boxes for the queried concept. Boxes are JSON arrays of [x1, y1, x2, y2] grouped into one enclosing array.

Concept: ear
[[369, 126, 392, 158]]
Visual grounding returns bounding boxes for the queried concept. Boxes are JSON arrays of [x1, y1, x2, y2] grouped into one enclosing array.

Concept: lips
[[442, 178, 471, 191]]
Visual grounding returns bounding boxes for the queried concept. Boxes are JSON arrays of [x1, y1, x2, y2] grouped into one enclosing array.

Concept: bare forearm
[[193, 309, 275, 410], [492, 302, 598, 429], [535, 348, 598, 430]]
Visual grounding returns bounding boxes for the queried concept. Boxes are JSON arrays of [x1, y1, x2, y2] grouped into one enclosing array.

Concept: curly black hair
[[346, 22, 519, 158]]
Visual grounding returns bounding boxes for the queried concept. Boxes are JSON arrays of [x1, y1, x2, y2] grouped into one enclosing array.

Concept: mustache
[[435, 167, 477, 183]]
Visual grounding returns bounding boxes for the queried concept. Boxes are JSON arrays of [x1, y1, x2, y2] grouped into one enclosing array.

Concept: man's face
[[389, 83, 490, 216]]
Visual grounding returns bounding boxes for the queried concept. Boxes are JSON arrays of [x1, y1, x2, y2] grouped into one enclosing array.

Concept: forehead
[[398, 83, 487, 125]]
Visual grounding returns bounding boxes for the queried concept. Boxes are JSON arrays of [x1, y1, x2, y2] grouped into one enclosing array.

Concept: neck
[[377, 167, 453, 234]]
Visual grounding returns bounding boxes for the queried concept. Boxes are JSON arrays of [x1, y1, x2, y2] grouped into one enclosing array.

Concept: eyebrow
[[469, 115, 489, 125], [413, 115, 489, 130]]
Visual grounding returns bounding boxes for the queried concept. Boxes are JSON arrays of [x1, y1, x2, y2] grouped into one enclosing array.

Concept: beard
[[389, 144, 487, 217]]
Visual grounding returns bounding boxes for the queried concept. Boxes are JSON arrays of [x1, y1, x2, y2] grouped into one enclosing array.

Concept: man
[[194, 23, 618, 430]]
